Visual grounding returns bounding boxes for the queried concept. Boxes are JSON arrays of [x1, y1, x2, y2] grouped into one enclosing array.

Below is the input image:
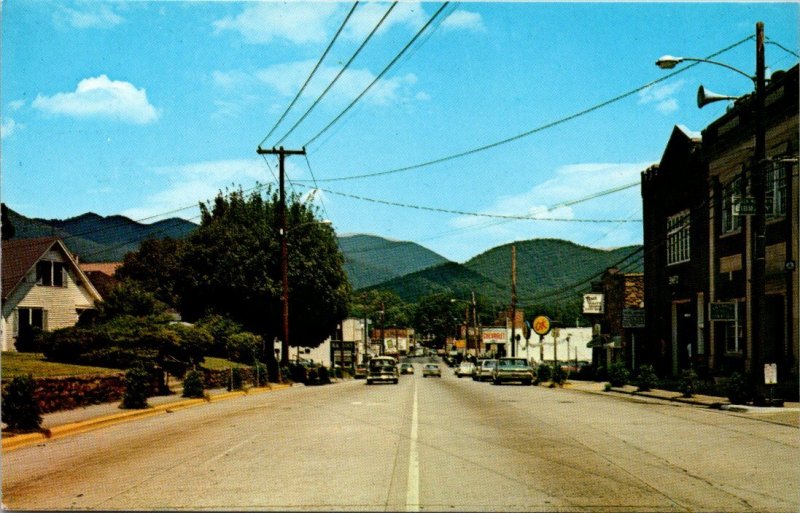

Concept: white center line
[[406, 382, 420, 512]]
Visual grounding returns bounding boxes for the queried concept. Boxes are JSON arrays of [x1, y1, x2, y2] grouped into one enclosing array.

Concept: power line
[[295, 181, 642, 223], [259, 2, 360, 148], [303, 2, 451, 149], [274, 2, 398, 147], [297, 35, 754, 183]]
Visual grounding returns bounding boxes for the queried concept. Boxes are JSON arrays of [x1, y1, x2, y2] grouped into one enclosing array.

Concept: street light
[[656, 22, 768, 391], [279, 218, 333, 370], [451, 293, 479, 358]]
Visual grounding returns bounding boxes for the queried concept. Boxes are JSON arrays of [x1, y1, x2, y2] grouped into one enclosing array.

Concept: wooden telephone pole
[[510, 245, 517, 358], [256, 146, 305, 367]]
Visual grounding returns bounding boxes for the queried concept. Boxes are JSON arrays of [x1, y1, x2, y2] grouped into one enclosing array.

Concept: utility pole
[[750, 22, 769, 397], [510, 245, 517, 357], [256, 145, 306, 368], [471, 291, 479, 356]]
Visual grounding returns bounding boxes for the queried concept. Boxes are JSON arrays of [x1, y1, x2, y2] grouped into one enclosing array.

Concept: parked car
[[456, 361, 475, 378], [492, 358, 534, 385], [400, 363, 414, 374], [354, 364, 368, 379], [366, 356, 399, 385], [422, 363, 441, 377], [474, 359, 498, 381]]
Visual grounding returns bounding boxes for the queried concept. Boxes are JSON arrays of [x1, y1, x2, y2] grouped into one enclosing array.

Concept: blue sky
[[2, 1, 798, 262]]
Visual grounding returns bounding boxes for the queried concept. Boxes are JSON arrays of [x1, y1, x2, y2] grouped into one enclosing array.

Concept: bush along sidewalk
[[182, 369, 205, 398], [2, 375, 43, 432], [121, 366, 151, 409], [635, 365, 658, 392], [679, 369, 698, 398], [607, 362, 629, 387]]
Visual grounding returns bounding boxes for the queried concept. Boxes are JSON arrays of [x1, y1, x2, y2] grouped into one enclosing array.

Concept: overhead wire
[[259, 2, 360, 148], [303, 2, 451, 149], [297, 34, 755, 183], [274, 2, 399, 147]]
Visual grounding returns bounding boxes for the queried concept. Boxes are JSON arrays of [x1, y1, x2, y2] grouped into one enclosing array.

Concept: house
[[370, 327, 414, 356], [1, 237, 103, 351]]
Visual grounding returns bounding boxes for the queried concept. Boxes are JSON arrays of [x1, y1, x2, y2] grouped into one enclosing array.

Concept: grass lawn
[[1, 352, 122, 379], [202, 357, 252, 371]]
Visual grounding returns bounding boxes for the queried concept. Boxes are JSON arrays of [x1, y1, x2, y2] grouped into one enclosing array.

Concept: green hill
[[338, 234, 451, 289], [365, 239, 643, 308]]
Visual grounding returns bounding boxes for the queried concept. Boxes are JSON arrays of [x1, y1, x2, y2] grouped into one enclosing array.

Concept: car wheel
[[523, 379, 532, 386], [493, 379, 500, 385]]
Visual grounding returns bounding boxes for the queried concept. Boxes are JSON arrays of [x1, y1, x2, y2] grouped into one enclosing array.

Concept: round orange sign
[[532, 315, 551, 336]]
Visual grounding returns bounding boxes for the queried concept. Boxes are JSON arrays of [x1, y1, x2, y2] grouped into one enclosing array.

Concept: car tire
[[493, 379, 501, 385], [523, 379, 532, 386]]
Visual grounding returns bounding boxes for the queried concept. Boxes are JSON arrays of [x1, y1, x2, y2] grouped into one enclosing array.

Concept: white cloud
[[32, 75, 160, 124], [1, 118, 21, 139], [252, 61, 422, 106], [343, 2, 427, 41], [639, 80, 684, 115], [449, 162, 653, 248], [121, 158, 307, 221], [213, 3, 339, 45], [441, 10, 486, 33], [55, 4, 124, 30], [8, 100, 26, 111]]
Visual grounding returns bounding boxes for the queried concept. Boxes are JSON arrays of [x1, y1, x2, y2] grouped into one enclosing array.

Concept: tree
[[348, 290, 413, 328], [94, 280, 168, 323], [413, 293, 462, 348], [116, 237, 186, 308], [179, 187, 350, 356]]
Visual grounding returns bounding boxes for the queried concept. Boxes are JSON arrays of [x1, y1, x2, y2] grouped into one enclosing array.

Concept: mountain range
[[3, 207, 642, 305]]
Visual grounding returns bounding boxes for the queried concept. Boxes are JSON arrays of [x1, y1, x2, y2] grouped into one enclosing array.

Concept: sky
[[2, 1, 798, 263]]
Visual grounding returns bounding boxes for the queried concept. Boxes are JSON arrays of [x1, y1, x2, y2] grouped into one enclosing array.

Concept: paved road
[[3, 360, 799, 511]]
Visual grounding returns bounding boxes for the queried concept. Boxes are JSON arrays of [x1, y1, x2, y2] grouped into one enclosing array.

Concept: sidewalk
[[2, 383, 292, 452], [564, 380, 800, 427]]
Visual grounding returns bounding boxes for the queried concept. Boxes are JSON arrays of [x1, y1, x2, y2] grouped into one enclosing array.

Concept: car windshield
[[425, 365, 437, 369], [482, 361, 495, 368]]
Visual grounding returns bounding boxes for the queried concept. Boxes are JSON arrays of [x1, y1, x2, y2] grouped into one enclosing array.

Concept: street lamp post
[[656, 22, 768, 390]]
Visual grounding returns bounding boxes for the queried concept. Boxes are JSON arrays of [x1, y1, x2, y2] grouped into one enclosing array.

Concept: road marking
[[406, 383, 420, 512]]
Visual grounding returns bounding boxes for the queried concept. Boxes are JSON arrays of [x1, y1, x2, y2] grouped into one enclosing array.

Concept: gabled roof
[[2, 237, 102, 301]]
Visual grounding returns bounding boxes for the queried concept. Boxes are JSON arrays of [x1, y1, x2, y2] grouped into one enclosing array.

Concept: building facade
[[641, 65, 798, 388]]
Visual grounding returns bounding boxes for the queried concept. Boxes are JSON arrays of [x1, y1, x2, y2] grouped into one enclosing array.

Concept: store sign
[[481, 328, 506, 342], [764, 363, 778, 385], [532, 315, 551, 336], [582, 293, 605, 314], [733, 196, 756, 216], [622, 308, 645, 328], [709, 302, 736, 321]]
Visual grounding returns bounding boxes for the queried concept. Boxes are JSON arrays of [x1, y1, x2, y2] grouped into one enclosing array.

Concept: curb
[[2, 383, 292, 453]]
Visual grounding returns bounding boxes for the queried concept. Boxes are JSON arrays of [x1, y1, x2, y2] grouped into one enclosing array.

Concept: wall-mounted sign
[[733, 196, 756, 216], [582, 293, 605, 314], [622, 308, 646, 328], [764, 363, 778, 385], [709, 302, 737, 321]]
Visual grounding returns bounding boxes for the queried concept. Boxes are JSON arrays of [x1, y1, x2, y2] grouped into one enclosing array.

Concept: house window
[[36, 261, 65, 287], [765, 162, 787, 219], [667, 209, 690, 265], [724, 302, 744, 353], [721, 176, 744, 234]]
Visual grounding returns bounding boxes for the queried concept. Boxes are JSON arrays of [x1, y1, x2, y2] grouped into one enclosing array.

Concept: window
[[765, 162, 787, 219], [667, 209, 690, 265], [724, 302, 744, 353], [35, 261, 65, 287], [721, 176, 744, 234]]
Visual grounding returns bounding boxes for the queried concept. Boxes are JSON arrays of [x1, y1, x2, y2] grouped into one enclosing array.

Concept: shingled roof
[[2, 237, 61, 300]]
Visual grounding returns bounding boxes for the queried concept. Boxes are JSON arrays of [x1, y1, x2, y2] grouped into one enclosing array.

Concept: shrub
[[2, 375, 42, 431], [226, 332, 261, 364], [725, 372, 751, 404], [636, 365, 658, 392], [607, 362, 629, 387], [121, 366, 151, 409], [535, 364, 551, 385], [252, 363, 268, 387], [318, 366, 331, 385], [182, 369, 205, 398], [229, 367, 243, 391], [551, 365, 567, 386], [679, 369, 698, 398]]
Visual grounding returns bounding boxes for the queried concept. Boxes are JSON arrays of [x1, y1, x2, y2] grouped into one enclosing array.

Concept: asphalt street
[[3, 359, 799, 511]]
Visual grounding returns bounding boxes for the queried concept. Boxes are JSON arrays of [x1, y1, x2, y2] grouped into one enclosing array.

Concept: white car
[[456, 361, 475, 378]]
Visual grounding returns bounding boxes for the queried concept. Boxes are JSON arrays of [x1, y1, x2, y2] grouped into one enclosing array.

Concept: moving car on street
[[400, 363, 414, 375], [366, 356, 399, 385], [492, 358, 534, 385], [456, 361, 475, 378], [422, 363, 441, 377], [473, 359, 498, 381]]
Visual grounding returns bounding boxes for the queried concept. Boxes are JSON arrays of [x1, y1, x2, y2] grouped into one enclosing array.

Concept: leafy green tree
[[413, 293, 462, 347], [94, 280, 168, 323], [179, 187, 350, 355], [348, 290, 414, 327], [116, 237, 186, 308]]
